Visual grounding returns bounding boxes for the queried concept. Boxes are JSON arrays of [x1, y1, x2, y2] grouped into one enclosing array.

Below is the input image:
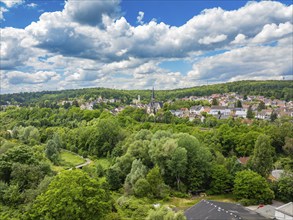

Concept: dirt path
[[75, 158, 92, 169]]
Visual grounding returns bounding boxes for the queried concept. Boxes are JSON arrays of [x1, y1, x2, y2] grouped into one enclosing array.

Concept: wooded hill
[[1, 80, 292, 105]]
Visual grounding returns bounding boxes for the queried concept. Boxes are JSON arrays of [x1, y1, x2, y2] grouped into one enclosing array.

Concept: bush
[[276, 173, 293, 202], [233, 170, 274, 205], [133, 178, 151, 198]]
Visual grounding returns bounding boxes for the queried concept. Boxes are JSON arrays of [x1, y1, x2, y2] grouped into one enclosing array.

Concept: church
[[146, 87, 163, 115]]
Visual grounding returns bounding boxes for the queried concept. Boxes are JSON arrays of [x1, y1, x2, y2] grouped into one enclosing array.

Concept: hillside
[[1, 80, 292, 105]]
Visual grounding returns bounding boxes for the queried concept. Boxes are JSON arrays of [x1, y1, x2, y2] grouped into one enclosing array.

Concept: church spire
[[152, 86, 155, 102]]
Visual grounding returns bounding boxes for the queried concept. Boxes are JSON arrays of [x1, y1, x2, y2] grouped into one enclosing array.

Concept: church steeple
[[151, 86, 155, 102]]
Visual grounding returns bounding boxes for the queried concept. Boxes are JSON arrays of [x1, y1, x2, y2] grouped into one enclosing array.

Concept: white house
[[210, 106, 231, 116], [256, 202, 293, 220], [234, 108, 247, 118], [189, 105, 204, 115]]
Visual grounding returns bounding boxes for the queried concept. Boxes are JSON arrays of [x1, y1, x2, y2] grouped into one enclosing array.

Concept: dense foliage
[[0, 81, 292, 219], [27, 170, 112, 220]]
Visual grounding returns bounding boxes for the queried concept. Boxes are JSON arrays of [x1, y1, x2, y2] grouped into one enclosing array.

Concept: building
[[210, 106, 231, 117], [146, 87, 163, 115], [275, 202, 293, 220], [190, 105, 204, 115], [234, 108, 247, 118], [255, 202, 293, 220], [185, 200, 268, 220]]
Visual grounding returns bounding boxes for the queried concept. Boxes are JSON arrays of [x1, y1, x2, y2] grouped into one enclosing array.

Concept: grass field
[[59, 150, 85, 168], [165, 194, 237, 210], [94, 158, 111, 168]]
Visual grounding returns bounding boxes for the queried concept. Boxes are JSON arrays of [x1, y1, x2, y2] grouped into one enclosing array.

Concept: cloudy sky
[[0, 0, 292, 93]]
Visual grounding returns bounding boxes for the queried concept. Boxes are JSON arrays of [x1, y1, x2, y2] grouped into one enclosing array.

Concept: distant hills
[[1, 80, 292, 105]]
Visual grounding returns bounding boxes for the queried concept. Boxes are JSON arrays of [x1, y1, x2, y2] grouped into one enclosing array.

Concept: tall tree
[[45, 140, 60, 165], [235, 100, 242, 108], [246, 106, 254, 119], [270, 111, 278, 122], [177, 134, 212, 192], [167, 147, 187, 190], [124, 159, 147, 194], [277, 172, 293, 202], [211, 98, 219, 106], [208, 165, 232, 194], [257, 101, 266, 111], [28, 170, 112, 220], [249, 134, 274, 178], [146, 165, 164, 197]]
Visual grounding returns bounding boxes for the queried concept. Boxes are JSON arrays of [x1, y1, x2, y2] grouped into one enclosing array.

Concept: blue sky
[[0, 0, 292, 93]]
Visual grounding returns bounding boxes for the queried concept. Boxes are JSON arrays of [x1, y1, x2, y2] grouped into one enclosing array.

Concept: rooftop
[[185, 200, 268, 220], [276, 202, 293, 217]]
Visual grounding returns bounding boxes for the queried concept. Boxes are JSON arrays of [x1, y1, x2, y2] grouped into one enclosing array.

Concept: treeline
[[0, 103, 292, 219], [1, 80, 292, 106]]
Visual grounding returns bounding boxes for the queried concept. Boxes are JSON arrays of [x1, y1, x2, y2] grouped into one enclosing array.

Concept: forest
[[1, 80, 292, 106], [0, 80, 292, 219]]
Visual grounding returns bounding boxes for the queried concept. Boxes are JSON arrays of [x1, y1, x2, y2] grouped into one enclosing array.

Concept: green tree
[[276, 173, 293, 202], [208, 165, 232, 194], [18, 126, 40, 145], [28, 170, 112, 220], [257, 101, 266, 111], [0, 145, 38, 183], [133, 178, 151, 197], [235, 100, 242, 108], [10, 163, 51, 191], [249, 134, 274, 177], [246, 106, 254, 119], [270, 112, 278, 122], [106, 167, 122, 190], [146, 165, 164, 196], [124, 159, 147, 194], [1, 184, 22, 206], [45, 139, 60, 165], [233, 170, 274, 205], [167, 147, 187, 190], [89, 119, 125, 156], [282, 137, 293, 156], [177, 134, 212, 192], [225, 156, 243, 177], [211, 98, 219, 106]]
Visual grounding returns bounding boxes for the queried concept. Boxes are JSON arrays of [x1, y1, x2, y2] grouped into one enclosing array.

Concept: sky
[[0, 0, 292, 94]]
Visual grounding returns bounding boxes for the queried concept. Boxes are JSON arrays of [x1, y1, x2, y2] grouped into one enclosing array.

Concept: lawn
[[94, 158, 111, 169], [165, 194, 237, 210], [59, 150, 85, 169]]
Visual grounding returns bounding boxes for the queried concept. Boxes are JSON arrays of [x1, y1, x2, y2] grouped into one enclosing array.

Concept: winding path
[[62, 149, 92, 170], [75, 158, 92, 169]]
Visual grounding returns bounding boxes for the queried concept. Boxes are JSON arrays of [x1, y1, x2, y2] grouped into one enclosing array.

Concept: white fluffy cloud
[[1, 0, 292, 93], [24, 1, 292, 61], [137, 11, 144, 24], [0, 0, 23, 8], [0, 28, 33, 69], [64, 0, 120, 27], [198, 34, 227, 45], [252, 22, 293, 43], [187, 42, 292, 82], [27, 3, 37, 8], [5, 71, 59, 84], [0, 6, 7, 20], [0, 0, 24, 20]]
